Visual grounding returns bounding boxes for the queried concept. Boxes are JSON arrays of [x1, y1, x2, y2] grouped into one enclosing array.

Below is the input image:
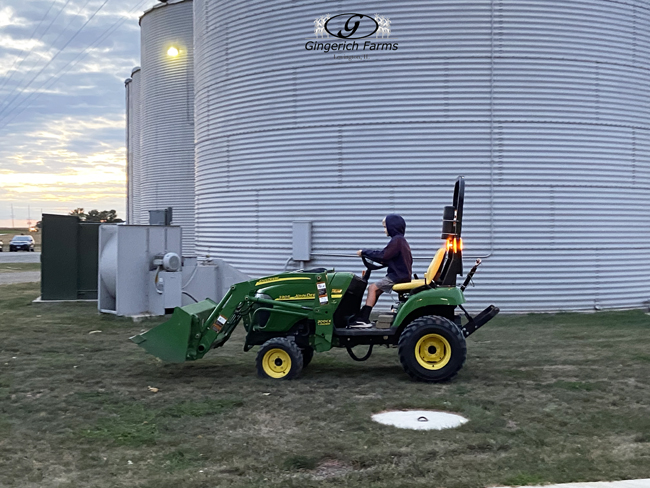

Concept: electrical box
[[41, 214, 100, 300], [148, 270, 182, 314], [98, 224, 182, 316], [292, 221, 312, 262], [149, 207, 173, 226]]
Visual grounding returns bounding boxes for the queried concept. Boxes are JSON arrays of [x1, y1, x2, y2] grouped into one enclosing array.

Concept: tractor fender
[[392, 287, 466, 331]]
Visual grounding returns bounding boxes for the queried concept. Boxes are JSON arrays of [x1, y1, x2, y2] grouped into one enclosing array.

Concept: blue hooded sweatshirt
[[362, 214, 413, 283]]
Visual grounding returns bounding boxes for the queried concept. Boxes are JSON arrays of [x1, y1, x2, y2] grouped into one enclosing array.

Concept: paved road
[[0, 272, 40, 285], [0, 252, 40, 263]]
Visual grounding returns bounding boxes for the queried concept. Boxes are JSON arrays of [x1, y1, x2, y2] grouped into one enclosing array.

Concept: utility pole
[[11, 204, 14, 228], [27, 204, 32, 229]]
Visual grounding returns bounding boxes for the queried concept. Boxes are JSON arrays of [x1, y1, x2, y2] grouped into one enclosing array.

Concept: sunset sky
[[0, 0, 150, 227]]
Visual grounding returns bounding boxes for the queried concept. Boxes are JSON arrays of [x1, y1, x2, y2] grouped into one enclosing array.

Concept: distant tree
[[35, 221, 42, 230], [69, 208, 86, 220], [83, 209, 123, 223], [85, 209, 100, 221]]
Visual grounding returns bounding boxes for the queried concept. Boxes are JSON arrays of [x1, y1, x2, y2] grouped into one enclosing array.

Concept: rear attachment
[[458, 305, 500, 338]]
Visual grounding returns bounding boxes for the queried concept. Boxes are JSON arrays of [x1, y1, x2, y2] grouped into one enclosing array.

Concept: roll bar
[[439, 176, 465, 285]]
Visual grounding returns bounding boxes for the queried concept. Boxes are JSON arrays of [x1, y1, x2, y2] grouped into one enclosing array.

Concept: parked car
[[9, 235, 35, 252]]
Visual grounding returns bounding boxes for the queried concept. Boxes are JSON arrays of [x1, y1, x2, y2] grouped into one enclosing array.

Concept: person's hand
[[356, 250, 362, 257]]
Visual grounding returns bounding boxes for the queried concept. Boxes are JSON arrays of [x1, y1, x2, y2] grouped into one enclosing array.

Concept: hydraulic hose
[[346, 345, 373, 361]]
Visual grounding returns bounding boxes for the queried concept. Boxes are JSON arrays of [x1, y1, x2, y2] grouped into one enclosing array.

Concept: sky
[[0, 0, 152, 227]]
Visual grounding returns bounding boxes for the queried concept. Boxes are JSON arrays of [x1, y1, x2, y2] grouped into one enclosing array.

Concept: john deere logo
[[324, 13, 378, 39]]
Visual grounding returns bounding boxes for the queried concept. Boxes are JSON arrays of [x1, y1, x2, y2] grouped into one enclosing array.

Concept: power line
[[0, 0, 92, 116], [0, 0, 74, 100], [0, 0, 60, 94], [0, 0, 149, 130], [0, 0, 110, 121]]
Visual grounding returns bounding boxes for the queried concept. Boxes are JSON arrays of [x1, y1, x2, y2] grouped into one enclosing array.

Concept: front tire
[[398, 315, 466, 383], [256, 337, 303, 380]]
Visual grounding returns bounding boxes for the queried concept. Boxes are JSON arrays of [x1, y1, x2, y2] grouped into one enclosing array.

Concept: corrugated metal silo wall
[[126, 67, 142, 224], [125, 77, 133, 223], [194, 0, 650, 312], [140, 0, 195, 255]]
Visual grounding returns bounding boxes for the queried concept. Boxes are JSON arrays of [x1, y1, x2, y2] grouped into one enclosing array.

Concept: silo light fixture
[[167, 46, 179, 57]]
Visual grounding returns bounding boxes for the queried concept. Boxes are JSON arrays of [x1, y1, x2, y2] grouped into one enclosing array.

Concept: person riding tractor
[[353, 214, 412, 327]]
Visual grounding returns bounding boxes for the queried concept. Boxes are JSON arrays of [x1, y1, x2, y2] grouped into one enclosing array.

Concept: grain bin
[[125, 66, 142, 224], [140, 0, 195, 255], [193, 1, 650, 311]]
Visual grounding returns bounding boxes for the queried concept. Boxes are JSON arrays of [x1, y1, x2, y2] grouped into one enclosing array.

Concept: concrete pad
[[0, 272, 40, 285], [493, 479, 650, 488], [372, 410, 468, 430], [32, 296, 96, 304], [0, 252, 41, 263]]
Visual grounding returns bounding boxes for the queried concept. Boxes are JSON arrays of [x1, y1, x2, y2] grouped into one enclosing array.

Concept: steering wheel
[[361, 255, 386, 282], [362, 255, 385, 271]]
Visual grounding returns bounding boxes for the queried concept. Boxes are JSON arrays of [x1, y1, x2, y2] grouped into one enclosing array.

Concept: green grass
[[0, 263, 41, 273], [0, 282, 649, 487]]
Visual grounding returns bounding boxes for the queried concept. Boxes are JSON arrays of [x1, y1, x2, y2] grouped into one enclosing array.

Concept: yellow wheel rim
[[415, 334, 452, 370], [262, 348, 292, 378]]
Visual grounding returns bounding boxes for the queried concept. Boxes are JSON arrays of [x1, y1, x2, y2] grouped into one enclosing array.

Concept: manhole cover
[[372, 410, 468, 430]]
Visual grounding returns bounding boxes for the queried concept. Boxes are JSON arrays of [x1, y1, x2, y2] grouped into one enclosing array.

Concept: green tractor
[[131, 177, 499, 382]]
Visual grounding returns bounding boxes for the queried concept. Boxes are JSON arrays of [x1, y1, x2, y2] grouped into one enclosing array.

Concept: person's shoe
[[348, 305, 373, 328], [349, 321, 374, 328]]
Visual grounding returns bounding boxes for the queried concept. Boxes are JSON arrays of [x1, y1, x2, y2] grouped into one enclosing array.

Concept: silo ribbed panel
[[194, 0, 650, 312], [140, 0, 195, 255], [126, 67, 142, 224], [125, 77, 133, 223], [130, 68, 142, 225]]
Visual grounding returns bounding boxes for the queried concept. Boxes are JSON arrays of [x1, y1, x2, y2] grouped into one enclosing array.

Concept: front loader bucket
[[130, 300, 217, 363]]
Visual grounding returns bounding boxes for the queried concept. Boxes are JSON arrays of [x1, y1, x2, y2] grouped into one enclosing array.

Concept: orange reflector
[[446, 237, 463, 253]]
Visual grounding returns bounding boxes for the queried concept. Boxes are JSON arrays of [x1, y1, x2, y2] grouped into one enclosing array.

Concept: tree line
[[68, 208, 123, 222]]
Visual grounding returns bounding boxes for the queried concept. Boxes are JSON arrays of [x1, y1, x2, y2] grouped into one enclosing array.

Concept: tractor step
[[334, 327, 399, 337], [460, 305, 499, 338]]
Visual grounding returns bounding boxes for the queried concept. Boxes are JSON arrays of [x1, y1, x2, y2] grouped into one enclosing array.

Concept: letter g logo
[[325, 13, 378, 39]]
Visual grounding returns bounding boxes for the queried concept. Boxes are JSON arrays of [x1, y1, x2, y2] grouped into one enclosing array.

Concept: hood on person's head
[[385, 214, 406, 237]]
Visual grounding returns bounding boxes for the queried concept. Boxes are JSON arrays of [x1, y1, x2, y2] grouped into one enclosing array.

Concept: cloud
[[0, 0, 149, 225], [0, 6, 28, 29]]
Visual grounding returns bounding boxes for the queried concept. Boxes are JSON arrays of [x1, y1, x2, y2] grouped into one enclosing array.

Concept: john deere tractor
[[132, 177, 499, 382]]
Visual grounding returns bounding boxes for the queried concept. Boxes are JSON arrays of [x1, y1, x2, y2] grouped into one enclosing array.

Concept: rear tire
[[398, 315, 466, 383], [256, 337, 303, 380]]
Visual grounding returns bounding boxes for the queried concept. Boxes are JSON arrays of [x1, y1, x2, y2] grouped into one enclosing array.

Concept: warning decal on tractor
[[277, 293, 316, 301], [317, 282, 329, 305], [211, 315, 228, 332], [255, 276, 311, 286]]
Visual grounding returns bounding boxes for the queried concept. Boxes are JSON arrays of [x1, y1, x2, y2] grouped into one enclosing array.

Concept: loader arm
[[130, 272, 324, 362], [130, 281, 255, 362]]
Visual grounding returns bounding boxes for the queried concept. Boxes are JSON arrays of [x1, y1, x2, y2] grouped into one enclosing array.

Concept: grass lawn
[[0, 228, 41, 252], [1, 282, 649, 487], [0, 263, 41, 274]]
